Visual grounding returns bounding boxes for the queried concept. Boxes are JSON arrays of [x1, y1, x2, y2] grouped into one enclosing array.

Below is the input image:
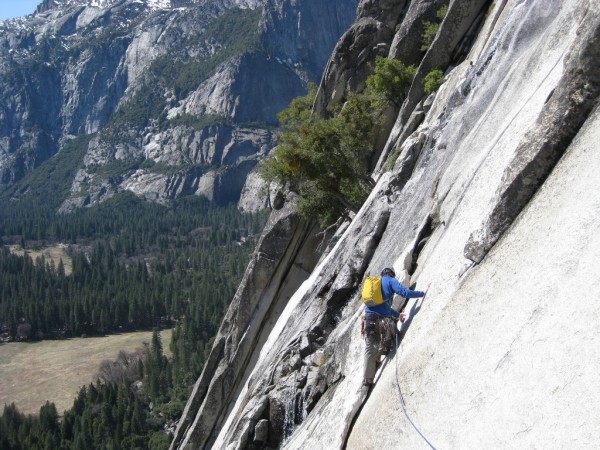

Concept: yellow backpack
[[361, 276, 383, 307]]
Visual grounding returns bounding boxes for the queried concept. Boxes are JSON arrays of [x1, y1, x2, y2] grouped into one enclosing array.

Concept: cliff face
[[0, 0, 359, 210], [173, 0, 600, 448]]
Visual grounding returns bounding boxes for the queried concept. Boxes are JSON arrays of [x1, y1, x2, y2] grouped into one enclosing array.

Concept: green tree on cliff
[[261, 56, 418, 227], [261, 85, 375, 227]]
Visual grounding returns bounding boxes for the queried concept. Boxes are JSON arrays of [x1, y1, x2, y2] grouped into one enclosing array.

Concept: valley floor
[[0, 329, 172, 415]]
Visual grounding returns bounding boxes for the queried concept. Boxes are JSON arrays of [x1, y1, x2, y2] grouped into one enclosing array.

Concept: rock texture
[[0, 0, 360, 210], [173, 0, 600, 448], [171, 193, 328, 449]]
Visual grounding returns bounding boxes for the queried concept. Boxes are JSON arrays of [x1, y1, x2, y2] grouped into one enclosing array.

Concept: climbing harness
[[394, 291, 438, 450], [379, 317, 396, 355], [362, 313, 396, 355]]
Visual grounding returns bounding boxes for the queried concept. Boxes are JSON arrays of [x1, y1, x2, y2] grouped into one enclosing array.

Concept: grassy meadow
[[0, 329, 172, 415], [9, 244, 73, 275]]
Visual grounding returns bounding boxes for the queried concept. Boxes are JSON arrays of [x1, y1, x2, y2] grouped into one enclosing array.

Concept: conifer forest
[[0, 139, 268, 449]]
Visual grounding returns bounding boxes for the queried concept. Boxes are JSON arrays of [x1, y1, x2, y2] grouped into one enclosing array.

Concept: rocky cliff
[[0, 0, 359, 210], [172, 0, 600, 448]]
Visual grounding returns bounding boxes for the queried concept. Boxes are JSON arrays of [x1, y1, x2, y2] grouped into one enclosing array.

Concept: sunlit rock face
[[172, 0, 600, 449]]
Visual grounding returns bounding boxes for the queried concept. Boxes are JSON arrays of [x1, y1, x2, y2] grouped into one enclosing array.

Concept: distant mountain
[[0, 0, 359, 211]]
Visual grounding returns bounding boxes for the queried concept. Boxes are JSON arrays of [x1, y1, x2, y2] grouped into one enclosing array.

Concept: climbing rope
[[394, 295, 438, 450]]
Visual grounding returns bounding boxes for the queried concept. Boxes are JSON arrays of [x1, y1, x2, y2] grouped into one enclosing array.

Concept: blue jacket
[[365, 275, 425, 318]]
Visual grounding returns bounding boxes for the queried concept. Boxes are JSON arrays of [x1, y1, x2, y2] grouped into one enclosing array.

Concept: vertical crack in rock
[[228, 204, 393, 449], [171, 196, 324, 450], [408, 214, 435, 276], [316, 205, 392, 336], [342, 210, 436, 447], [375, 0, 492, 172], [464, 8, 600, 263], [384, 130, 429, 189]]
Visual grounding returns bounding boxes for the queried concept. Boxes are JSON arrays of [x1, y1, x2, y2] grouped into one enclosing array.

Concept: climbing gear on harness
[[362, 313, 396, 355], [379, 317, 396, 355]]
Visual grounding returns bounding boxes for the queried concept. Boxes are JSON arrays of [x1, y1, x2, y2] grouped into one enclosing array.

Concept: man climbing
[[362, 266, 426, 386]]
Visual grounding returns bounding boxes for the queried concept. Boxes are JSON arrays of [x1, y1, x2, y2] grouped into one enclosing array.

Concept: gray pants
[[363, 314, 396, 380]]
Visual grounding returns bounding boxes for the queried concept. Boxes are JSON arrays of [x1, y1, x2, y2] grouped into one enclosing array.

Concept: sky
[[0, 0, 42, 21]]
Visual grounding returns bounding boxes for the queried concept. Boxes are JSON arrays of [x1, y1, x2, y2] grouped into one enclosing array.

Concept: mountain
[[171, 0, 600, 448], [0, 0, 359, 211]]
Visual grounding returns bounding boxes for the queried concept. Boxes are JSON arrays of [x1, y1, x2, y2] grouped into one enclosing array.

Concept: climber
[[362, 266, 426, 386]]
